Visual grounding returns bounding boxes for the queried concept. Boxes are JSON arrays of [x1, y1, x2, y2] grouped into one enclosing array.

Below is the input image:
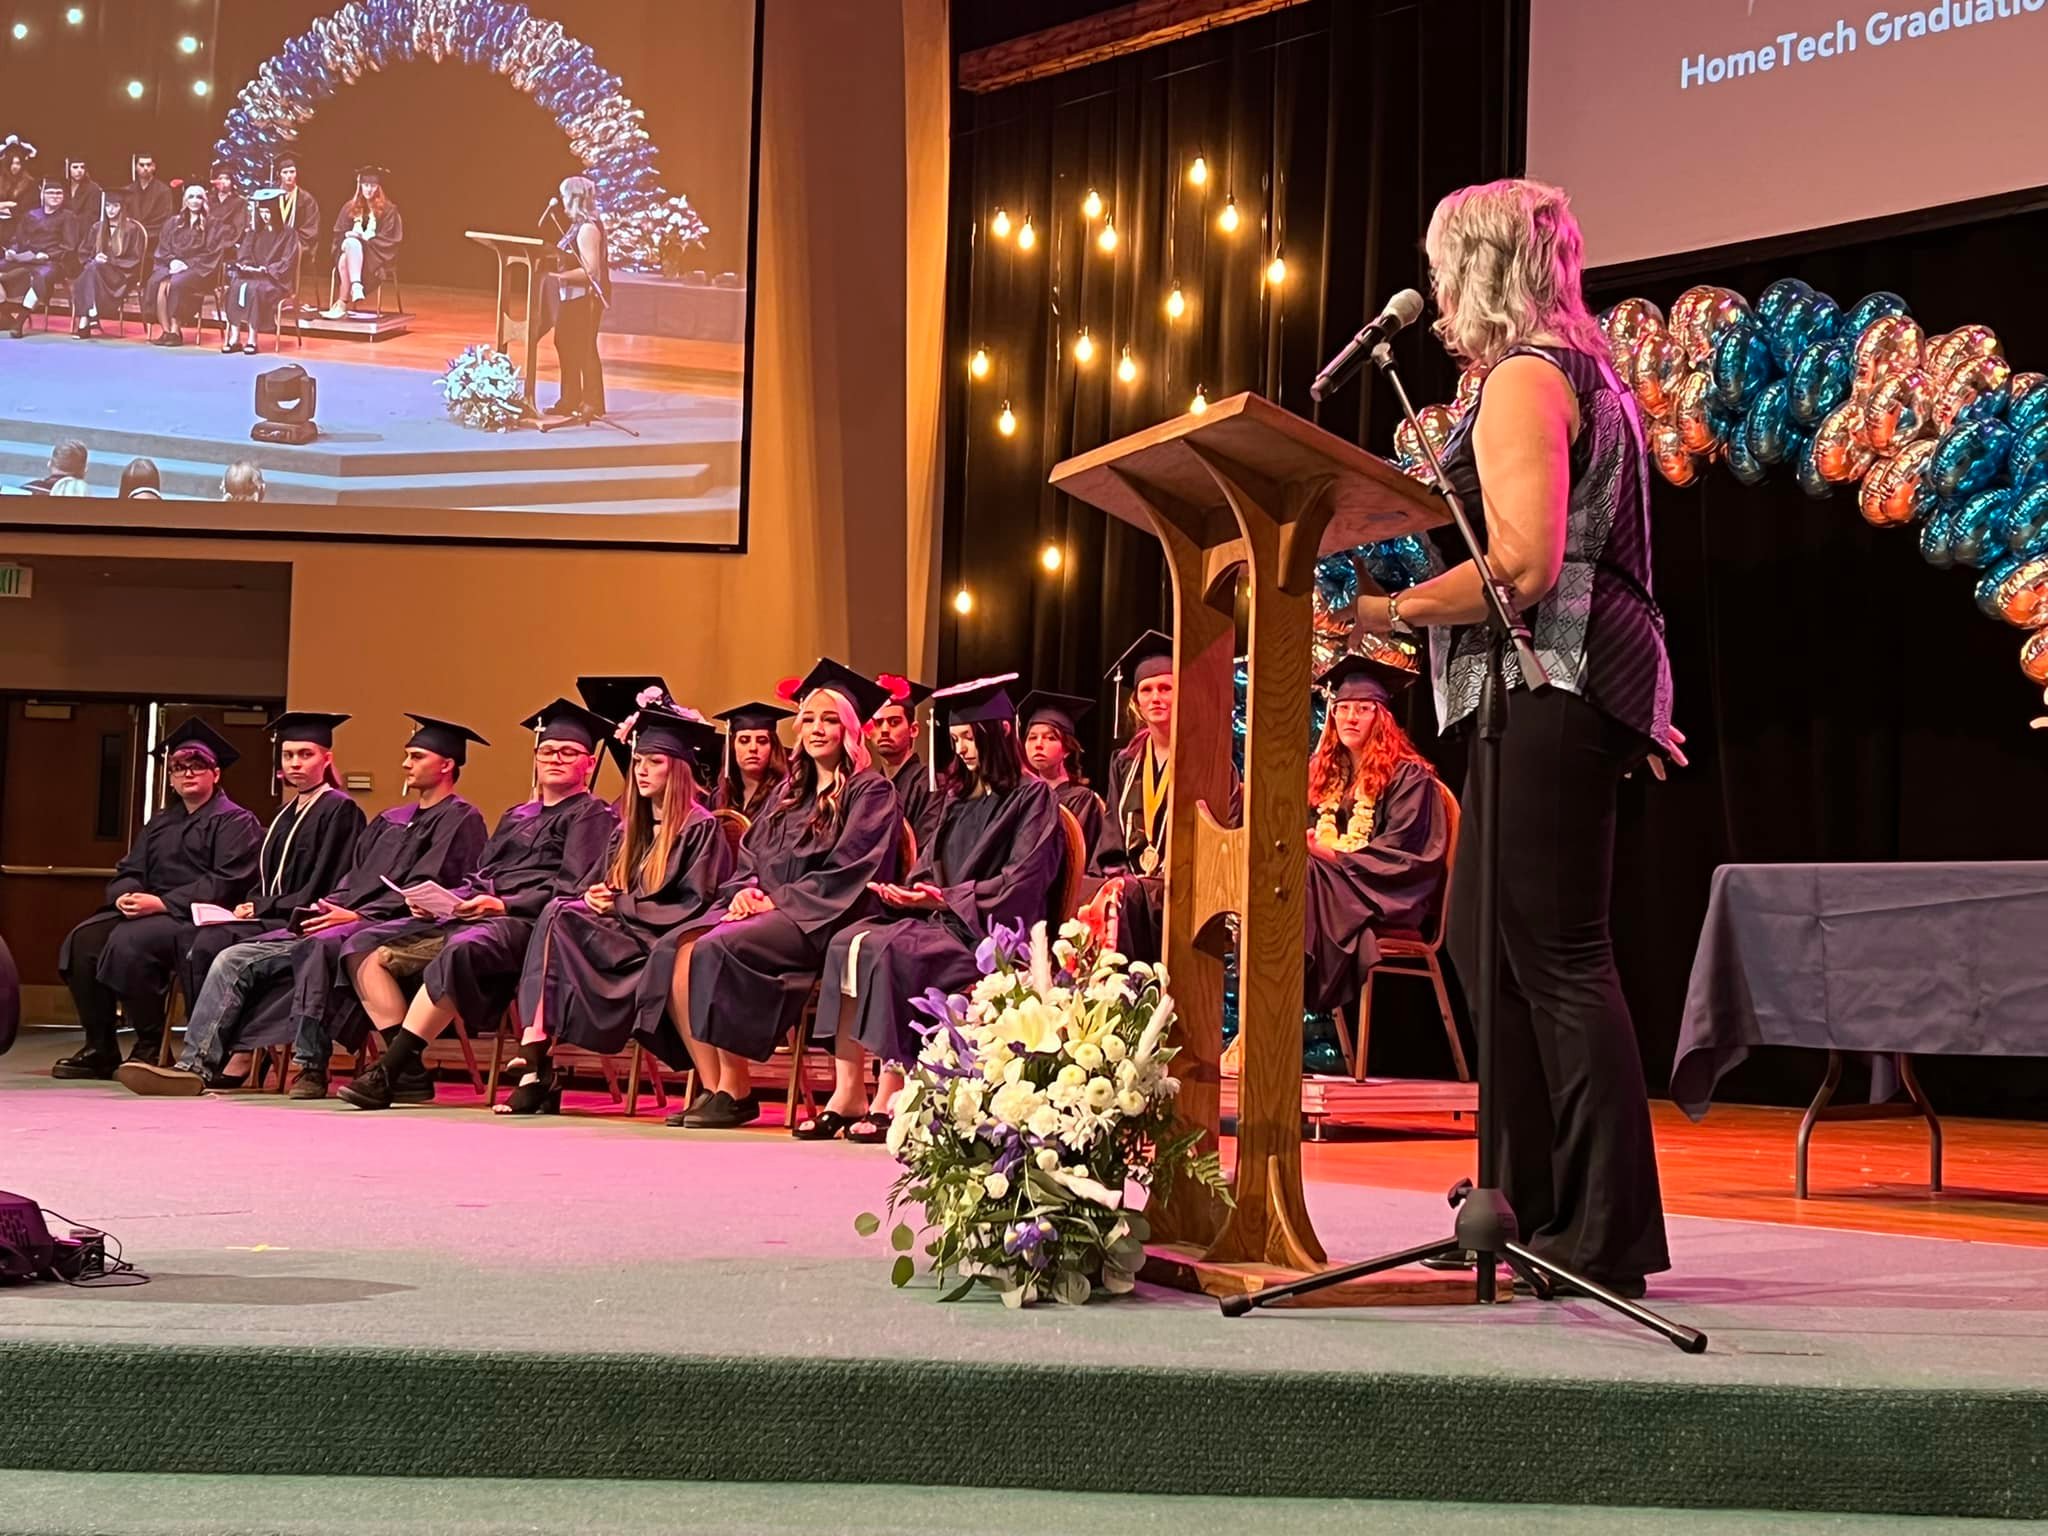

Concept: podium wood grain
[[1052, 392, 1444, 1272]]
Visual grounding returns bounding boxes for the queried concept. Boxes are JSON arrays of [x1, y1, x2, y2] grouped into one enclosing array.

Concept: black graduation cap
[[1107, 629, 1174, 686], [933, 673, 1023, 727], [785, 658, 891, 725], [875, 674, 935, 713], [1315, 649, 1419, 707], [714, 700, 794, 732], [267, 710, 350, 749], [521, 697, 613, 752], [405, 712, 488, 765], [355, 164, 390, 182], [38, 179, 63, 196], [154, 716, 239, 770], [209, 161, 236, 179], [1018, 690, 1093, 736], [632, 705, 723, 772], [577, 674, 669, 727]]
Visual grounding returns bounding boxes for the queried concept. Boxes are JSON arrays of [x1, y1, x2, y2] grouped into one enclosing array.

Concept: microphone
[[536, 196, 561, 229], [1309, 288, 1425, 402]]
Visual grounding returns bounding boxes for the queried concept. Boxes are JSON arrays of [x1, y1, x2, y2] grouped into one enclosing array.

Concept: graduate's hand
[[116, 893, 166, 918], [1635, 725, 1688, 783], [884, 882, 946, 911], [1306, 831, 1339, 864], [168, 259, 187, 274], [93, 252, 108, 264], [301, 901, 358, 933], [232, 902, 256, 920], [453, 895, 506, 920], [724, 886, 772, 921], [404, 894, 437, 919], [584, 884, 616, 914]]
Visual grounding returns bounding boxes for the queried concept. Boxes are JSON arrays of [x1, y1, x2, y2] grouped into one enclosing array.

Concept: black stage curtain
[[942, 1, 2048, 1118]]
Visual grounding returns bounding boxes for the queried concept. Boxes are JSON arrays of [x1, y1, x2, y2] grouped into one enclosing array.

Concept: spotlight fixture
[[9, 20, 27, 39], [1218, 195, 1240, 234], [1082, 187, 1102, 219], [1188, 155, 1208, 186], [997, 401, 1017, 436], [953, 587, 975, 615], [1097, 215, 1117, 253], [191, 78, 210, 96], [176, 33, 198, 53], [1190, 386, 1209, 415], [1117, 346, 1137, 385], [1073, 328, 1095, 364], [990, 207, 1010, 238], [65, 7, 84, 24], [1040, 544, 1065, 573], [1016, 215, 1036, 251], [1267, 251, 1287, 286], [124, 78, 144, 98], [969, 346, 991, 379], [1165, 282, 1186, 320]]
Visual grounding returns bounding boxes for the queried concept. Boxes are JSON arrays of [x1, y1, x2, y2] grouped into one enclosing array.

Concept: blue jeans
[[177, 938, 297, 1076]]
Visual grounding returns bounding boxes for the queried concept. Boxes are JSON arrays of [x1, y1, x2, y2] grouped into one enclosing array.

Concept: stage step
[[0, 1473, 2004, 1535]]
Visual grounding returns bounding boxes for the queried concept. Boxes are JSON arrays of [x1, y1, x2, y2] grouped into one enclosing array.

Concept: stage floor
[[2, 1026, 2043, 1527]]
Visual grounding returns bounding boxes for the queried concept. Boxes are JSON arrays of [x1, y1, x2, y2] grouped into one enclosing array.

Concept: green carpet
[[3, 1343, 2042, 1520], [0, 1474, 2028, 1536]]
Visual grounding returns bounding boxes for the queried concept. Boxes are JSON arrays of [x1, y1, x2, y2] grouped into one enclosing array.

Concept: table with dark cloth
[[537, 274, 746, 345], [1672, 861, 2048, 1193]]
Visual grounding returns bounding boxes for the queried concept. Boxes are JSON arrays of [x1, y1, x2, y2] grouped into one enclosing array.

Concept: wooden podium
[[466, 230, 549, 408], [1050, 392, 1448, 1294]]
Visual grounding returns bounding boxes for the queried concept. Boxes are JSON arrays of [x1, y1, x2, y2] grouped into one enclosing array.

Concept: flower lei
[[1313, 787, 1375, 853]]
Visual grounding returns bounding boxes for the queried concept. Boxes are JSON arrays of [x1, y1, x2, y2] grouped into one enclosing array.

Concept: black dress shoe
[[1512, 1271, 1648, 1301], [51, 1052, 120, 1081]]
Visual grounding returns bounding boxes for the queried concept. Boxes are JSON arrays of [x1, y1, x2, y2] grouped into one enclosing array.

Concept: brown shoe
[[287, 1068, 328, 1100], [115, 1061, 207, 1097]]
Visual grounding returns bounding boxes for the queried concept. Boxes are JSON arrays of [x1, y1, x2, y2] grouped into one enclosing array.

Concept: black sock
[[381, 1028, 424, 1075]]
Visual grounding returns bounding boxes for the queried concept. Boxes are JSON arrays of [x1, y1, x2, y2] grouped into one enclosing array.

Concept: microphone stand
[[1220, 341, 1707, 1353]]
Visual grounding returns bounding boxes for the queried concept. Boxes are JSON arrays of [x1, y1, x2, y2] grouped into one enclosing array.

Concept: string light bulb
[[1266, 250, 1287, 285], [1073, 328, 1095, 364], [1097, 215, 1117, 253], [177, 33, 199, 53], [1117, 346, 1137, 384], [997, 401, 1017, 436], [124, 78, 144, 98], [1165, 282, 1186, 320], [65, 7, 85, 25], [1190, 386, 1209, 415], [990, 207, 1010, 238], [1188, 155, 1208, 186], [1040, 544, 1065, 573], [191, 79, 210, 96], [1082, 187, 1103, 219], [10, 21, 28, 39], [1016, 215, 1036, 251], [953, 588, 975, 615], [1218, 195, 1240, 233], [969, 347, 990, 379]]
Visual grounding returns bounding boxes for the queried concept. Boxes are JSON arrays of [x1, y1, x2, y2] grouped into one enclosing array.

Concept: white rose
[[990, 1079, 1042, 1128], [1072, 1042, 1104, 1071], [1115, 1058, 1139, 1088], [983, 1171, 1011, 1200], [1103, 1035, 1127, 1063], [1058, 919, 1090, 942], [1035, 1148, 1061, 1173], [886, 1111, 915, 1154], [1085, 1077, 1117, 1111], [1116, 1088, 1147, 1116], [1027, 1104, 1061, 1139], [1056, 1063, 1087, 1088]]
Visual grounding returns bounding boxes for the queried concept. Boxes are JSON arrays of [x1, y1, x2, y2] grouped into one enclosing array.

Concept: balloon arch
[[213, 0, 707, 268]]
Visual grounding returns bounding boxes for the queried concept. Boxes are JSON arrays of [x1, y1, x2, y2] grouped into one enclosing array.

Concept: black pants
[[552, 293, 606, 414], [1448, 686, 1669, 1284], [60, 915, 168, 1062]]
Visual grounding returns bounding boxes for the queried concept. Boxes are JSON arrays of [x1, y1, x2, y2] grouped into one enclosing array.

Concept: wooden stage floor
[[1294, 1100, 2048, 1249]]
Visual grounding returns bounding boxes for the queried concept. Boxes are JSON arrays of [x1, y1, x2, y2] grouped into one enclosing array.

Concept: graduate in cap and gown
[[711, 700, 791, 819], [498, 707, 737, 1114], [61, 158, 101, 233], [221, 187, 299, 353], [0, 135, 36, 235], [119, 153, 174, 240], [1301, 649, 1449, 1016], [666, 659, 903, 1129], [146, 181, 224, 346], [273, 155, 321, 251], [53, 719, 262, 1078], [335, 700, 618, 1110], [118, 715, 489, 1097], [0, 180, 73, 333], [67, 186, 146, 338], [1018, 690, 1108, 862], [206, 162, 247, 237], [868, 674, 945, 854], [324, 164, 402, 317], [803, 674, 1065, 1142]]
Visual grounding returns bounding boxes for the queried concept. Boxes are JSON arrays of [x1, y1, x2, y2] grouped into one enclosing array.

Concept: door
[[147, 702, 278, 820], [0, 699, 144, 990]]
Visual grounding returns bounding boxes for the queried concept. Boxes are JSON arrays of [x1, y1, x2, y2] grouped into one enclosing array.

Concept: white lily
[[1134, 991, 1175, 1064], [1028, 920, 1054, 997], [1048, 1167, 1124, 1210]]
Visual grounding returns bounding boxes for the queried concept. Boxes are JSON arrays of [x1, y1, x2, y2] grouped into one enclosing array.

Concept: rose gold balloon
[[1858, 438, 1936, 527], [1924, 324, 2001, 391], [2011, 371, 2047, 406], [1862, 367, 1935, 453], [1815, 403, 1876, 484], [1454, 365, 1488, 417], [1993, 555, 2048, 629], [1934, 353, 2014, 432], [1650, 421, 1698, 487], [1632, 332, 1686, 419], [1667, 287, 1717, 361], [1603, 298, 1663, 382], [1416, 403, 1458, 456], [1674, 369, 1717, 454], [2023, 627, 2048, 686], [1696, 290, 1754, 362], [1852, 314, 1924, 397], [1393, 417, 1423, 464]]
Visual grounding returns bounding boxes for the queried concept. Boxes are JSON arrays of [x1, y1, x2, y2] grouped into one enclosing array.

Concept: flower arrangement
[[437, 344, 527, 432], [611, 193, 710, 274], [858, 916, 1230, 1307]]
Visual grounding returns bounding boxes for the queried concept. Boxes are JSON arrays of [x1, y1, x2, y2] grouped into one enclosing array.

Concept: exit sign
[[0, 564, 30, 599]]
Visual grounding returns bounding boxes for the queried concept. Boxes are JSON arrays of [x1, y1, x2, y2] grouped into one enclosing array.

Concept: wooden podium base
[[1141, 1242, 1490, 1306]]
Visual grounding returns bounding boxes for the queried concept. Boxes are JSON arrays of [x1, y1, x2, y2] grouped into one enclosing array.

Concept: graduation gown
[[69, 215, 147, 314], [181, 786, 365, 1002], [58, 791, 262, 1000], [687, 768, 901, 1062], [517, 805, 734, 1060], [713, 772, 785, 822], [1050, 780, 1107, 867], [147, 213, 224, 321], [224, 225, 298, 330], [820, 775, 1064, 1065], [280, 187, 322, 251], [334, 200, 403, 284], [1087, 742, 1242, 962], [1302, 759, 1450, 1014], [122, 178, 174, 239], [890, 754, 946, 857], [333, 792, 617, 1045], [1, 207, 73, 300]]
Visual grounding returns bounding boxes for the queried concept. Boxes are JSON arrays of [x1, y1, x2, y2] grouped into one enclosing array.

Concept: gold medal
[[1138, 845, 1159, 876]]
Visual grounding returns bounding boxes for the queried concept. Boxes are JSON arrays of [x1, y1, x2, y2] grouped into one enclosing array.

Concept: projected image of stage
[[0, 0, 758, 548]]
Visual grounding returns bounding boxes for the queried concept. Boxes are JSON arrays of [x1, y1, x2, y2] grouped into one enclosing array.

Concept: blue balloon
[[1745, 380, 1795, 466], [1724, 426, 1767, 486], [1951, 488, 2015, 567], [1951, 378, 2012, 428], [1769, 291, 1840, 373], [1840, 291, 1910, 337], [2007, 482, 2048, 557], [1706, 403, 1747, 447], [1920, 506, 1958, 569], [1710, 321, 1774, 410], [2009, 383, 2048, 440], [2006, 418, 2048, 490], [1788, 337, 1854, 426], [1977, 555, 2023, 618], [1314, 554, 1359, 609], [1927, 417, 2014, 501], [1796, 434, 1833, 498], [1755, 278, 1814, 338]]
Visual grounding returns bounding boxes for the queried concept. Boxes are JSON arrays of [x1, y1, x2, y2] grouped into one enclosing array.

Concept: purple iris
[[1002, 1217, 1059, 1269], [975, 920, 1031, 977]]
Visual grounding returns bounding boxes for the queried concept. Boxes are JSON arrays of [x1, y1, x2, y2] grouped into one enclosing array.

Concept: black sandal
[[494, 1053, 560, 1116], [844, 1112, 891, 1145], [791, 1109, 854, 1141]]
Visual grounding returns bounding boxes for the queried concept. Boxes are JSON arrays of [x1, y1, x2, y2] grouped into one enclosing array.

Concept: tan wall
[[0, 0, 948, 816]]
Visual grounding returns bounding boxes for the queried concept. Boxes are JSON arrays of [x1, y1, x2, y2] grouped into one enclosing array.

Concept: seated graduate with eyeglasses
[[799, 674, 1065, 1144], [1018, 689, 1109, 863], [113, 714, 489, 1098], [664, 659, 903, 1130], [53, 720, 263, 1079], [0, 179, 73, 337], [333, 700, 619, 1111], [496, 704, 737, 1116], [1301, 649, 1450, 1017]]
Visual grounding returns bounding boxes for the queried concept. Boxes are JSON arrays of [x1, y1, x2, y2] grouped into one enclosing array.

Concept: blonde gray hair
[[1424, 178, 1604, 367], [559, 175, 598, 222]]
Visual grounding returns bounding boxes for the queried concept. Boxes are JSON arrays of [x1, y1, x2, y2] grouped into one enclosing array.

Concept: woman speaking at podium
[[546, 174, 609, 421], [1355, 178, 1680, 1297]]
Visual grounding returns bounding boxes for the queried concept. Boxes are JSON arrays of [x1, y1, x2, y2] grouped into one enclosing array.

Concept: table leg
[[1795, 1049, 1843, 1200], [1895, 1052, 1944, 1193]]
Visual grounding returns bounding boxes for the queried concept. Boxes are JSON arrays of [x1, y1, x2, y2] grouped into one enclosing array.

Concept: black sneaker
[[51, 1051, 120, 1081], [391, 1058, 436, 1104], [337, 1059, 396, 1110]]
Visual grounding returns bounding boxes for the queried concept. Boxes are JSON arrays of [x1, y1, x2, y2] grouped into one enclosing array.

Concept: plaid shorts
[[377, 931, 448, 979]]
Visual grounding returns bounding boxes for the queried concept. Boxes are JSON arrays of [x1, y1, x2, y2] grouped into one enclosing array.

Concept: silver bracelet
[[1387, 589, 1415, 636]]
